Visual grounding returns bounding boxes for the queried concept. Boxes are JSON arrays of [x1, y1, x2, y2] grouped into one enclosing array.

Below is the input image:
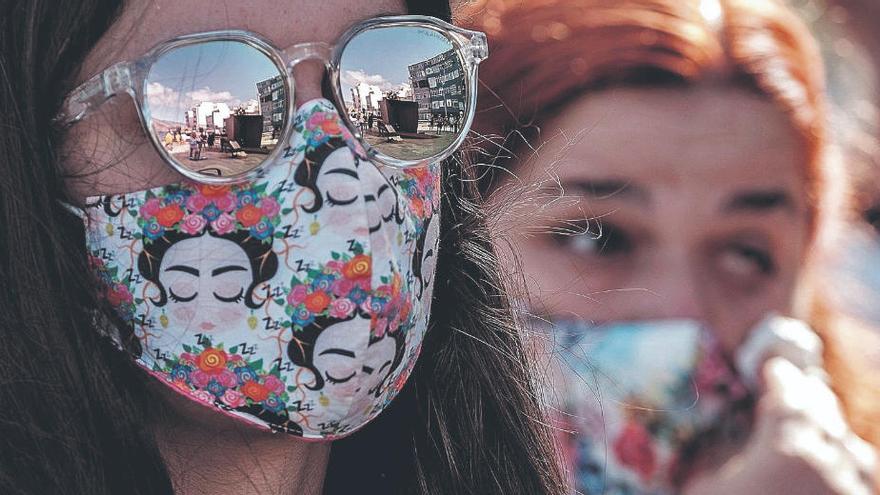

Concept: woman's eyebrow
[[556, 179, 648, 203], [165, 265, 199, 276], [324, 168, 359, 178], [722, 188, 793, 214], [212, 265, 248, 276], [319, 348, 356, 358]]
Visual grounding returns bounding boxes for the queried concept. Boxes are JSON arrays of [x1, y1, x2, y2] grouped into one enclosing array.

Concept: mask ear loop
[[56, 199, 88, 221]]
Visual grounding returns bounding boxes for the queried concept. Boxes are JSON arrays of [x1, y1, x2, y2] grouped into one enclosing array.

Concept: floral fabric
[[548, 320, 753, 494], [83, 99, 441, 440]]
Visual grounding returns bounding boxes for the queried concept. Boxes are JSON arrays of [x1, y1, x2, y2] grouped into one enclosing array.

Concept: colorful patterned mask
[[80, 99, 441, 440], [549, 320, 753, 495]]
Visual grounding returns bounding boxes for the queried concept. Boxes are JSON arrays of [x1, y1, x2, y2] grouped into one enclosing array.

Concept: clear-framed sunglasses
[[57, 15, 488, 184]]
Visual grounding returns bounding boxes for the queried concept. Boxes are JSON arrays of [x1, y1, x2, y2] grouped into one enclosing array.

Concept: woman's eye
[[325, 371, 356, 384], [213, 288, 244, 303], [717, 242, 776, 278], [168, 287, 197, 303], [550, 221, 632, 257], [864, 204, 880, 236]]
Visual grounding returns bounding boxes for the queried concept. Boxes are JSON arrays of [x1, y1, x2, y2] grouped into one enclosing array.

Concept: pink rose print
[[211, 213, 236, 235], [141, 198, 161, 218], [263, 375, 284, 394], [185, 193, 209, 212], [329, 298, 356, 319], [189, 369, 210, 388], [191, 389, 215, 404], [180, 213, 207, 235], [221, 389, 246, 408], [213, 193, 236, 212], [287, 284, 308, 305], [259, 197, 281, 217]]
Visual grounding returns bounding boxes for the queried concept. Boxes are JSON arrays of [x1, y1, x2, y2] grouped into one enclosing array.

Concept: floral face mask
[[548, 320, 754, 495], [80, 99, 441, 440]]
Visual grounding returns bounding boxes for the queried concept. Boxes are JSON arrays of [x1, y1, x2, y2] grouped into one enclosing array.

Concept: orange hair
[[460, 0, 880, 465], [460, 0, 826, 223]]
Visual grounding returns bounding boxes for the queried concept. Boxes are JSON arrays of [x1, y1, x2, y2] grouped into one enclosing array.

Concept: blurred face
[[504, 85, 812, 352]]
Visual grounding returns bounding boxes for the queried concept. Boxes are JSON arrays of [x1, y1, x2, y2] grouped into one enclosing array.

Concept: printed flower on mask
[[196, 348, 228, 374], [156, 204, 184, 227], [329, 298, 356, 319], [140, 198, 162, 218], [236, 204, 262, 227], [180, 213, 207, 235], [156, 338, 295, 420], [211, 213, 235, 235], [185, 193, 209, 213], [287, 284, 309, 306], [613, 420, 657, 482], [250, 219, 274, 240], [135, 182, 283, 244], [221, 389, 246, 408], [304, 291, 331, 313], [343, 254, 371, 280], [198, 184, 231, 199], [241, 381, 269, 402]]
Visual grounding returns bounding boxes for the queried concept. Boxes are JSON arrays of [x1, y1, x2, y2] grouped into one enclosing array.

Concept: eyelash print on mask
[[214, 288, 244, 303], [169, 289, 197, 303]]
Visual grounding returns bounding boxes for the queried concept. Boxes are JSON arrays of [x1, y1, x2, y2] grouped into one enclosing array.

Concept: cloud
[[146, 82, 242, 109], [186, 87, 236, 105], [341, 69, 401, 92]]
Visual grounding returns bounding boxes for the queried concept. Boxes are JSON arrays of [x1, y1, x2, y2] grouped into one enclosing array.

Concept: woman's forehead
[[78, 0, 405, 85]]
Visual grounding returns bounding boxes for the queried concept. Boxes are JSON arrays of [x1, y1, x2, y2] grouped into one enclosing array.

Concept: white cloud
[[186, 87, 235, 104], [341, 69, 400, 92]]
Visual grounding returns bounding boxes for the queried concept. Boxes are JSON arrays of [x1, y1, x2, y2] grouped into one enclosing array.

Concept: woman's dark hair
[[294, 137, 350, 213], [0, 1, 568, 494], [137, 228, 278, 309], [287, 312, 405, 394]]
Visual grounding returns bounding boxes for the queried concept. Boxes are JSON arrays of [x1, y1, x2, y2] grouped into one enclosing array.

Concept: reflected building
[[408, 48, 465, 121], [257, 75, 285, 145]]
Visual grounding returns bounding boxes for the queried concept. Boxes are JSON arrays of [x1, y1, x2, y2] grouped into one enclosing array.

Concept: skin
[[62, 0, 405, 493], [498, 85, 874, 493], [506, 85, 811, 353]]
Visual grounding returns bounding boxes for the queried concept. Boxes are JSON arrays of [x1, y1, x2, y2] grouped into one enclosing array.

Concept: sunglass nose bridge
[[282, 42, 333, 70]]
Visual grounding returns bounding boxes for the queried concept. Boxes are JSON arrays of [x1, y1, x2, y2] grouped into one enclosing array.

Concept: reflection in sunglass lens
[[145, 40, 287, 178], [339, 26, 466, 162]]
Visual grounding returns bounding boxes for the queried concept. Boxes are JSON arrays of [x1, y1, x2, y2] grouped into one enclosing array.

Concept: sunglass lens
[[339, 26, 466, 162], [145, 40, 288, 178]]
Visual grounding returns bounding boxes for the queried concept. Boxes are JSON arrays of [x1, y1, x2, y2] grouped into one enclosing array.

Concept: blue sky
[[145, 29, 454, 122], [146, 41, 280, 123], [339, 27, 454, 95]]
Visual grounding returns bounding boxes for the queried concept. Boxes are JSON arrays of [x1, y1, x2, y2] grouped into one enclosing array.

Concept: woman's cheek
[[218, 305, 246, 322], [171, 305, 196, 323]]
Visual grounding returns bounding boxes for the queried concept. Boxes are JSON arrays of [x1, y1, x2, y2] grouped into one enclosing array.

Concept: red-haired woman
[[462, 0, 876, 493]]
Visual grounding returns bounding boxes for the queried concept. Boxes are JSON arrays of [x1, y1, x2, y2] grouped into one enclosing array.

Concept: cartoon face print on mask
[[288, 312, 406, 418], [138, 229, 279, 332], [295, 136, 406, 255], [82, 99, 442, 440]]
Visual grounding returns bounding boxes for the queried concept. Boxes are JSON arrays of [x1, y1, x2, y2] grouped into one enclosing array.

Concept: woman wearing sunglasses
[[0, 1, 566, 494]]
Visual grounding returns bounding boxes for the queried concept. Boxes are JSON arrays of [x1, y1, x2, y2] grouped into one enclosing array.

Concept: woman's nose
[[634, 251, 707, 322]]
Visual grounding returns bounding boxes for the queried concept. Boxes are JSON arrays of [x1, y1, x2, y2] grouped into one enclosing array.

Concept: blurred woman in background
[[461, 0, 876, 493]]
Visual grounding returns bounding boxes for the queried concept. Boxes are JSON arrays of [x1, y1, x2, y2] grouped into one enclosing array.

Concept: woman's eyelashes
[[213, 288, 244, 303], [326, 192, 358, 206], [550, 219, 633, 257], [168, 288, 197, 303], [325, 371, 356, 384]]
